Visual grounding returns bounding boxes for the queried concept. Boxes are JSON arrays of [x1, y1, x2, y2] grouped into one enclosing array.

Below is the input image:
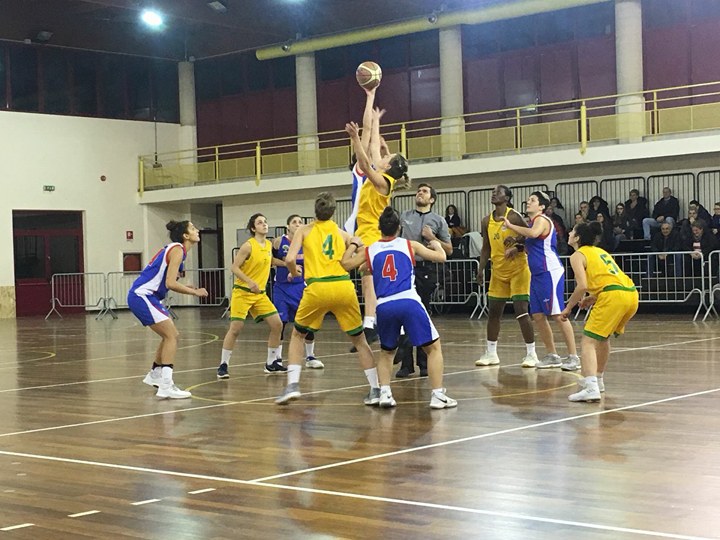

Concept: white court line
[[0, 384, 714, 540], [68, 510, 101, 518], [131, 499, 161, 506], [0, 523, 34, 531], [188, 488, 216, 495]]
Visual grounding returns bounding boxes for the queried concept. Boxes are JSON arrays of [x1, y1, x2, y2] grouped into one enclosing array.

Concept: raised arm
[[360, 87, 377, 156], [368, 107, 385, 165], [411, 240, 447, 263], [346, 121, 391, 195], [504, 214, 549, 239]]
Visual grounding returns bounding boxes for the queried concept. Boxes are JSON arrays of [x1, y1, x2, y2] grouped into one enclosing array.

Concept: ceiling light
[[207, 0, 227, 13], [140, 9, 163, 28]]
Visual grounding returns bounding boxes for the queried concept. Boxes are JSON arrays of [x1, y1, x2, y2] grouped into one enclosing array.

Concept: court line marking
[[0, 384, 714, 540], [131, 499, 161, 506], [188, 488, 216, 495], [0, 523, 35, 531], [1, 335, 718, 437], [68, 510, 101, 518]]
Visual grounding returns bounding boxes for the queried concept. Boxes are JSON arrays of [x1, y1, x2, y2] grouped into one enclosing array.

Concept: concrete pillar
[[178, 61, 198, 184], [296, 53, 320, 173], [615, 0, 645, 142], [439, 26, 466, 161]]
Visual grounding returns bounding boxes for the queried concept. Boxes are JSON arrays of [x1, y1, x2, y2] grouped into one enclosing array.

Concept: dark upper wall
[[191, 0, 720, 148]]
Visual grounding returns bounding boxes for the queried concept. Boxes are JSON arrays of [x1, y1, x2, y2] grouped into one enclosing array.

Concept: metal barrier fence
[[472, 250, 708, 321], [703, 250, 720, 321], [47, 269, 231, 320], [45, 273, 107, 320]]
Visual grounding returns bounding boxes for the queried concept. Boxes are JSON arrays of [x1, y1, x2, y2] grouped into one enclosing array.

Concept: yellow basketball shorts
[[584, 289, 639, 340], [294, 279, 363, 335], [487, 265, 531, 302], [355, 224, 381, 247], [230, 287, 278, 322]]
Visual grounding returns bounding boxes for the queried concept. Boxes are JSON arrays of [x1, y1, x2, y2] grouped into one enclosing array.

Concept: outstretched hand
[[345, 122, 360, 138]]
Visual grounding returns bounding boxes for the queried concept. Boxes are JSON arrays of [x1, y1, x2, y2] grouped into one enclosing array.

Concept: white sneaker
[[560, 355, 581, 371], [568, 383, 601, 402], [156, 384, 192, 399], [521, 351, 539, 368], [305, 356, 325, 369], [475, 351, 500, 366], [379, 390, 396, 408], [142, 370, 160, 388], [430, 390, 458, 409]]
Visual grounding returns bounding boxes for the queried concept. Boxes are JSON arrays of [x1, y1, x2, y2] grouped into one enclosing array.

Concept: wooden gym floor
[[0, 310, 719, 539]]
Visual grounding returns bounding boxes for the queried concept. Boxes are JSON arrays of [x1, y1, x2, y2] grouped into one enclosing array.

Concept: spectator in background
[[547, 206, 568, 255], [683, 220, 719, 270], [578, 201, 590, 222], [595, 213, 616, 252], [612, 203, 630, 245], [711, 202, 720, 239], [689, 200, 712, 227], [550, 197, 567, 224], [649, 222, 683, 277], [678, 208, 699, 244], [574, 212, 586, 226], [643, 187, 680, 240], [587, 196, 610, 222], [444, 204, 466, 238], [624, 189, 649, 240]]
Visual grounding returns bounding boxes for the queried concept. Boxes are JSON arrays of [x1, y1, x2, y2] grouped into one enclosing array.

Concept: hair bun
[[166, 220, 178, 231], [589, 221, 603, 235]]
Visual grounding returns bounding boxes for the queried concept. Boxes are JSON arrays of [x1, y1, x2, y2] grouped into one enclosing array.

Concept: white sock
[[305, 341, 315, 357], [380, 384, 392, 394], [487, 340, 498, 354], [526, 342, 536, 355], [267, 347, 280, 365], [432, 387, 444, 395], [585, 375, 598, 386], [220, 349, 232, 366], [364, 367, 379, 388], [276, 344, 283, 360], [363, 316, 375, 329], [160, 365, 173, 385], [288, 364, 302, 385], [152, 366, 161, 376]]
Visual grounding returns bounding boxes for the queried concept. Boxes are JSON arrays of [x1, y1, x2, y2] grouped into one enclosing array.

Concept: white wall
[[0, 111, 183, 288]]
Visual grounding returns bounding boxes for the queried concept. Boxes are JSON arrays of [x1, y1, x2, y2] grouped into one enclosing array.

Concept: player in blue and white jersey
[[272, 214, 323, 369], [503, 192, 580, 370], [128, 220, 208, 399], [342, 207, 457, 409]]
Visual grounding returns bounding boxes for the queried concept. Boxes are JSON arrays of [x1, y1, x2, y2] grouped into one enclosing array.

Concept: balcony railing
[[139, 80, 720, 194]]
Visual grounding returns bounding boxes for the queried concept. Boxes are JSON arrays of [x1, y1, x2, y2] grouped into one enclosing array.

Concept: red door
[[13, 212, 84, 317]]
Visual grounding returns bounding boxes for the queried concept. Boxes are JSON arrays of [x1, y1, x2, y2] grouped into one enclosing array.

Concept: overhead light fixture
[[140, 9, 163, 28], [207, 0, 227, 13]]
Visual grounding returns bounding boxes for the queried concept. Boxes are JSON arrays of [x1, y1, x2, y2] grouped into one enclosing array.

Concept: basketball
[[356, 61, 382, 90]]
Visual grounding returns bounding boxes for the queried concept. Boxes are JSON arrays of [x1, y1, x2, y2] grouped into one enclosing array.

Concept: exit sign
[[43, 185, 55, 192]]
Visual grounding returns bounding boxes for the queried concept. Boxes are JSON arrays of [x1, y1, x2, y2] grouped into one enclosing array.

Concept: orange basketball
[[356, 61, 382, 90]]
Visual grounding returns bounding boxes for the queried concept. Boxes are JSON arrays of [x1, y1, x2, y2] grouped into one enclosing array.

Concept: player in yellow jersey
[[348, 107, 411, 350], [276, 192, 380, 405], [475, 185, 538, 367], [218, 213, 284, 378], [561, 221, 639, 402]]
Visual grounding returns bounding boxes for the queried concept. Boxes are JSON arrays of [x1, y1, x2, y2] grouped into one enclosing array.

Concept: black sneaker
[[350, 327, 379, 353], [264, 359, 288, 374], [395, 367, 414, 378], [217, 364, 229, 379]]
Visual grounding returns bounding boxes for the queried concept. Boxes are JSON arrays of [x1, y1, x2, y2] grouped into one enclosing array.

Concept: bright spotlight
[[141, 9, 163, 28]]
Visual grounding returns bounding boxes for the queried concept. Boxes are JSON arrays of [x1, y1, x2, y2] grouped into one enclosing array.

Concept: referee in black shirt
[[395, 183, 453, 377]]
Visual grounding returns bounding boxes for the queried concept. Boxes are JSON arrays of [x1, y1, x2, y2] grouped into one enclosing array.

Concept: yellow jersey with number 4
[[578, 245, 635, 296], [303, 220, 349, 283]]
